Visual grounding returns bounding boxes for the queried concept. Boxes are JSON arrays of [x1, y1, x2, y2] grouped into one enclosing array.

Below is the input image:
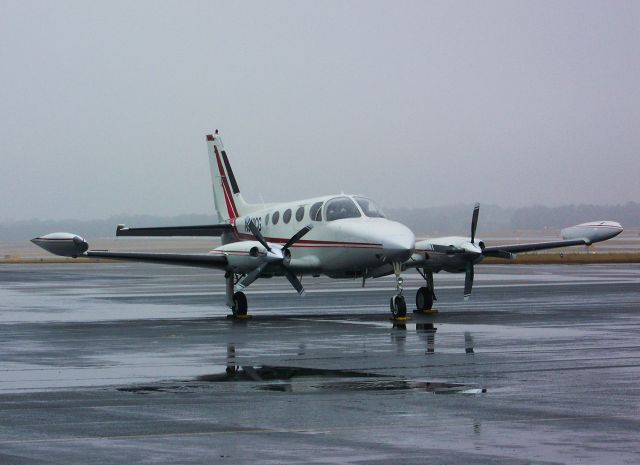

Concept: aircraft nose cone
[[382, 228, 415, 262]]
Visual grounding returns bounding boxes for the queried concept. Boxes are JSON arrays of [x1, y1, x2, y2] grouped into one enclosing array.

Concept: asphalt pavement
[[1, 263, 639, 464]]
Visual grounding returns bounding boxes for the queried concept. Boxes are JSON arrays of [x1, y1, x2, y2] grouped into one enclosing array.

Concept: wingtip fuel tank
[[31, 233, 89, 258], [561, 221, 623, 244]]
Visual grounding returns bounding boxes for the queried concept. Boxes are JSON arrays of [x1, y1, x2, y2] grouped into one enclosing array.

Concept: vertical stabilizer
[[206, 131, 255, 223]]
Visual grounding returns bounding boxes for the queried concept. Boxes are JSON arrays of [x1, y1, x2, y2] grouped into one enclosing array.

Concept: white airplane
[[32, 131, 624, 319]]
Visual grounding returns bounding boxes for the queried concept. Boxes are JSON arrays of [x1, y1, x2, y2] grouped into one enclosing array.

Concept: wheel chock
[[390, 315, 411, 322], [413, 308, 439, 315], [226, 314, 252, 320]]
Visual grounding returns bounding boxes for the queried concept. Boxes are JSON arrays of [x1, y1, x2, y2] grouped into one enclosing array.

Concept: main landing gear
[[226, 272, 249, 319], [415, 268, 437, 313], [390, 262, 408, 320]]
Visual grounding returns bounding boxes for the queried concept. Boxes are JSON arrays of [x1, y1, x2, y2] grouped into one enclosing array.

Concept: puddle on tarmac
[[259, 378, 486, 394], [117, 366, 485, 395], [197, 366, 377, 382]]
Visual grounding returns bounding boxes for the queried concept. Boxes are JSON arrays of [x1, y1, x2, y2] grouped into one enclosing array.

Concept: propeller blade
[[247, 220, 271, 252], [282, 224, 314, 251], [283, 267, 305, 296], [463, 262, 474, 301], [236, 262, 269, 290], [470, 203, 480, 244]]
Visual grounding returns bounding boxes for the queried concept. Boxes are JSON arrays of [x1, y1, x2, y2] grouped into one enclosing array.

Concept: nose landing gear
[[390, 262, 409, 320]]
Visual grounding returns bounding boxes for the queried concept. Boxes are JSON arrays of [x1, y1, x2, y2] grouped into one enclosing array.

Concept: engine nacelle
[[213, 241, 269, 272], [31, 232, 89, 258]]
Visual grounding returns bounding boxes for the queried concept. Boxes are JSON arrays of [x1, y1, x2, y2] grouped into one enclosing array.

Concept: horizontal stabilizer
[[116, 224, 233, 237]]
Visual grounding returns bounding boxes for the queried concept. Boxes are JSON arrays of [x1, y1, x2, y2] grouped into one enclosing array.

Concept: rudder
[[206, 131, 254, 223]]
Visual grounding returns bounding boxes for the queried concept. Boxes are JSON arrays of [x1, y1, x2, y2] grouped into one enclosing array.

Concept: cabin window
[[283, 208, 292, 224], [272, 211, 280, 225], [325, 196, 362, 221], [265, 213, 270, 226], [295, 206, 305, 222], [309, 202, 323, 221], [354, 196, 385, 218]]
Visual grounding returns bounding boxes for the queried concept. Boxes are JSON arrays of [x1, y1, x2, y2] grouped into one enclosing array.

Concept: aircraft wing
[[84, 250, 228, 269], [116, 224, 233, 237], [31, 233, 228, 270], [482, 221, 623, 257], [404, 219, 623, 302], [482, 238, 589, 257], [407, 220, 624, 271]]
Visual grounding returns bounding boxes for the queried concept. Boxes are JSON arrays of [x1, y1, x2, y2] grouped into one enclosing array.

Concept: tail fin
[[206, 131, 255, 223]]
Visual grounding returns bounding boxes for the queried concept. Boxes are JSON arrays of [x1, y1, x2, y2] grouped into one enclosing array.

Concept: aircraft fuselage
[[223, 194, 415, 276]]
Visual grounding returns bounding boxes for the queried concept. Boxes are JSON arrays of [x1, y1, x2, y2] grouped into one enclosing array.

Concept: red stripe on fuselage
[[233, 230, 383, 248], [214, 146, 238, 219]]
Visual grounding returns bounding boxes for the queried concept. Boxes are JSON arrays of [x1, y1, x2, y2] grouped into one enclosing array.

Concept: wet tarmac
[[0, 263, 639, 464]]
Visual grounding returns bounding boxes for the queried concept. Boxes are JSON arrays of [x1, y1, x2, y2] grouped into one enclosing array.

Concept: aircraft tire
[[390, 295, 407, 318], [416, 287, 433, 311], [233, 291, 248, 316]]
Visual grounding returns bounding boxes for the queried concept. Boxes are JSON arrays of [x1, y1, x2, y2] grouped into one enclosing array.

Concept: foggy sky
[[1, 0, 638, 221]]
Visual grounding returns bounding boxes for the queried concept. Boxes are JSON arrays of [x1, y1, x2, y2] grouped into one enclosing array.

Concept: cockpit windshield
[[354, 197, 385, 218], [325, 197, 362, 221]]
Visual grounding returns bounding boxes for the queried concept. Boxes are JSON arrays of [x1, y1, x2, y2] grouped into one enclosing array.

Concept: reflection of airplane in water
[[416, 323, 438, 354], [32, 130, 624, 320], [198, 342, 484, 394], [393, 323, 473, 355]]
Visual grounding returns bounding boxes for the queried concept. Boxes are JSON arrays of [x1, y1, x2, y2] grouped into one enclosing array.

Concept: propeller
[[462, 203, 482, 300], [427, 203, 515, 300], [463, 203, 517, 297], [425, 206, 483, 299], [236, 220, 313, 295]]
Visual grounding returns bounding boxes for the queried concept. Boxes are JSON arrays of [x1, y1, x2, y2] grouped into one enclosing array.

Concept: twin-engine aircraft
[[32, 131, 623, 319]]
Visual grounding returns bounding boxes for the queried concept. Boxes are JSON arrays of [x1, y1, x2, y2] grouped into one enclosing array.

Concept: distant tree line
[[508, 202, 640, 230], [1, 202, 638, 241], [386, 201, 640, 235]]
